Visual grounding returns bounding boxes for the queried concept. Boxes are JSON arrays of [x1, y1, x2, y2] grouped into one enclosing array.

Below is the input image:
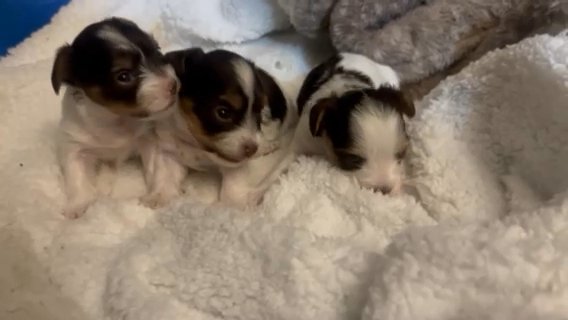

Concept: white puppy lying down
[[293, 52, 415, 194], [140, 48, 298, 208]]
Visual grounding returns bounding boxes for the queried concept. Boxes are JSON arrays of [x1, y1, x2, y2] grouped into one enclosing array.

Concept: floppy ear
[[254, 67, 274, 95], [396, 91, 415, 118], [51, 44, 73, 95], [309, 97, 337, 137], [253, 67, 288, 121], [368, 87, 416, 118], [164, 48, 205, 77]]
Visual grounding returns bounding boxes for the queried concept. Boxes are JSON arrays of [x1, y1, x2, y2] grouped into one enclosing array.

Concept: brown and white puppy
[[141, 48, 295, 208], [51, 17, 178, 218], [294, 52, 415, 194]]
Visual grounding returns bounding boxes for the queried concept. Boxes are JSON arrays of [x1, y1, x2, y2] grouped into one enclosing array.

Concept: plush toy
[[279, 0, 567, 96]]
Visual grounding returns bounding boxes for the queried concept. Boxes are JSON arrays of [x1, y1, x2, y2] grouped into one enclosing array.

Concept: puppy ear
[[367, 87, 416, 118], [309, 97, 336, 137], [51, 44, 73, 95], [164, 48, 205, 76], [253, 67, 288, 121], [397, 91, 415, 118], [253, 67, 273, 95]]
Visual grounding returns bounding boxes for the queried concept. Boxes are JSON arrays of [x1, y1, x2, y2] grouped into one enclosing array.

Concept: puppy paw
[[62, 201, 92, 219], [139, 192, 178, 209], [219, 188, 262, 209]]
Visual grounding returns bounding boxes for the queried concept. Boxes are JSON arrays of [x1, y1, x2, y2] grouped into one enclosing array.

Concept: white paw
[[62, 201, 93, 219], [139, 191, 179, 209], [219, 188, 262, 209]]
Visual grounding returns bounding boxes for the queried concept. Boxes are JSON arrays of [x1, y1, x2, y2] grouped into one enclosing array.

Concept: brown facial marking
[[178, 97, 217, 149], [219, 90, 244, 112], [76, 47, 142, 115], [111, 51, 137, 72], [309, 96, 338, 137], [83, 86, 139, 116]]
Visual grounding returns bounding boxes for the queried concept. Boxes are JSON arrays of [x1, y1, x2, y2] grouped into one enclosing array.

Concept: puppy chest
[[174, 145, 215, 171], [83, 142, 137, 161], [63, 125, 144, 161]]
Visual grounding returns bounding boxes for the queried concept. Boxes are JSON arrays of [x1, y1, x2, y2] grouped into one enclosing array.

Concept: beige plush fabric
[[279, 0, 568, 94], [276, 0, 338, 37]]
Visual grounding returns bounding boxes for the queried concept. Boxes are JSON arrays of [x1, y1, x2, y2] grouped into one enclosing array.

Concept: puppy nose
[[375, 185, 393, 194], [242, 142, 258, 158]]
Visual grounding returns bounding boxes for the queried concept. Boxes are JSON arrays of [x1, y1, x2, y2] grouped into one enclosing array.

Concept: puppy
[[294, 52, 415, 194], [51, 17, 178, 218], [141, 48, 296, 208]]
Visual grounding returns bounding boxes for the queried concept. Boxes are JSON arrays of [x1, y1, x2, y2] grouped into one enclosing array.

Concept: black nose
[[242, 142, 258, 158], [375, 185, 393, 194]]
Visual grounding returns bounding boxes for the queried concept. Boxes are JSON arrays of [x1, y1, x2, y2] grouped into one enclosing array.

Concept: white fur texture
[[338, 52, 400, 88], [351, 103, 405, 192], [137, 64, 178, 115], [2, 2, 568, 320], [293, 52, 406, 191], [58, 88, 151, 218]]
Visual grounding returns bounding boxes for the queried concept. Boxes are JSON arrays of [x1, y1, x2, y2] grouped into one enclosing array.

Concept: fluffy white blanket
[[1, 1, 567, 320], [101, 34, 568, 319]]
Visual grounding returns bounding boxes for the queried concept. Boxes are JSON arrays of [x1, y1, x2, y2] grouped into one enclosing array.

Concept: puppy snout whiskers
[[242, 142, 258, 158]]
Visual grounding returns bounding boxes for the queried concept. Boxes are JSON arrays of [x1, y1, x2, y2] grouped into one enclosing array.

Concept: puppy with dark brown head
[[51, 17, 178, 218], [294, 52, 415, 195], [169, 48, 289, 165], [141, 48, 295, 208]]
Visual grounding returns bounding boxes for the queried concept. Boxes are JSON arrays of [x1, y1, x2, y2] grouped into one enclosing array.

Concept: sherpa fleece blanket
[[103, 34, 567, 319], [0, 1, 323, 319], [1, 1, 568, 320]]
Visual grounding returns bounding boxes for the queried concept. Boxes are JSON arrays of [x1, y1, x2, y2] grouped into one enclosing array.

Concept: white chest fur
[[59, 88, 148, 161]]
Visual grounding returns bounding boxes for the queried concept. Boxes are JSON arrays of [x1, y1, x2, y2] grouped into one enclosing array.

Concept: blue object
[[0, 0, 70, 56]]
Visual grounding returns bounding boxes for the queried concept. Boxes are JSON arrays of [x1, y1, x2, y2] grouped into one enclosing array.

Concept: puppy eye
[[115, 70, 135, 85], [337, 152, 366, 171], [215, 104, 233, 121]]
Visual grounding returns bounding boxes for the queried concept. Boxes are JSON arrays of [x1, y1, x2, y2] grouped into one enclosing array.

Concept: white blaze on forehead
[[348, 96, 408, 191], [338, 52, 400, 88], [232, 58, 258, 132], [351, 98, 404, 158], [97, 26, 137, 50], [231, 59, 255, 104]]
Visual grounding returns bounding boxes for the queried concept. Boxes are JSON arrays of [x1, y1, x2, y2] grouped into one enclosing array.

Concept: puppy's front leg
[[61, 148, 97, 219], [140, 145, 186, 209]]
